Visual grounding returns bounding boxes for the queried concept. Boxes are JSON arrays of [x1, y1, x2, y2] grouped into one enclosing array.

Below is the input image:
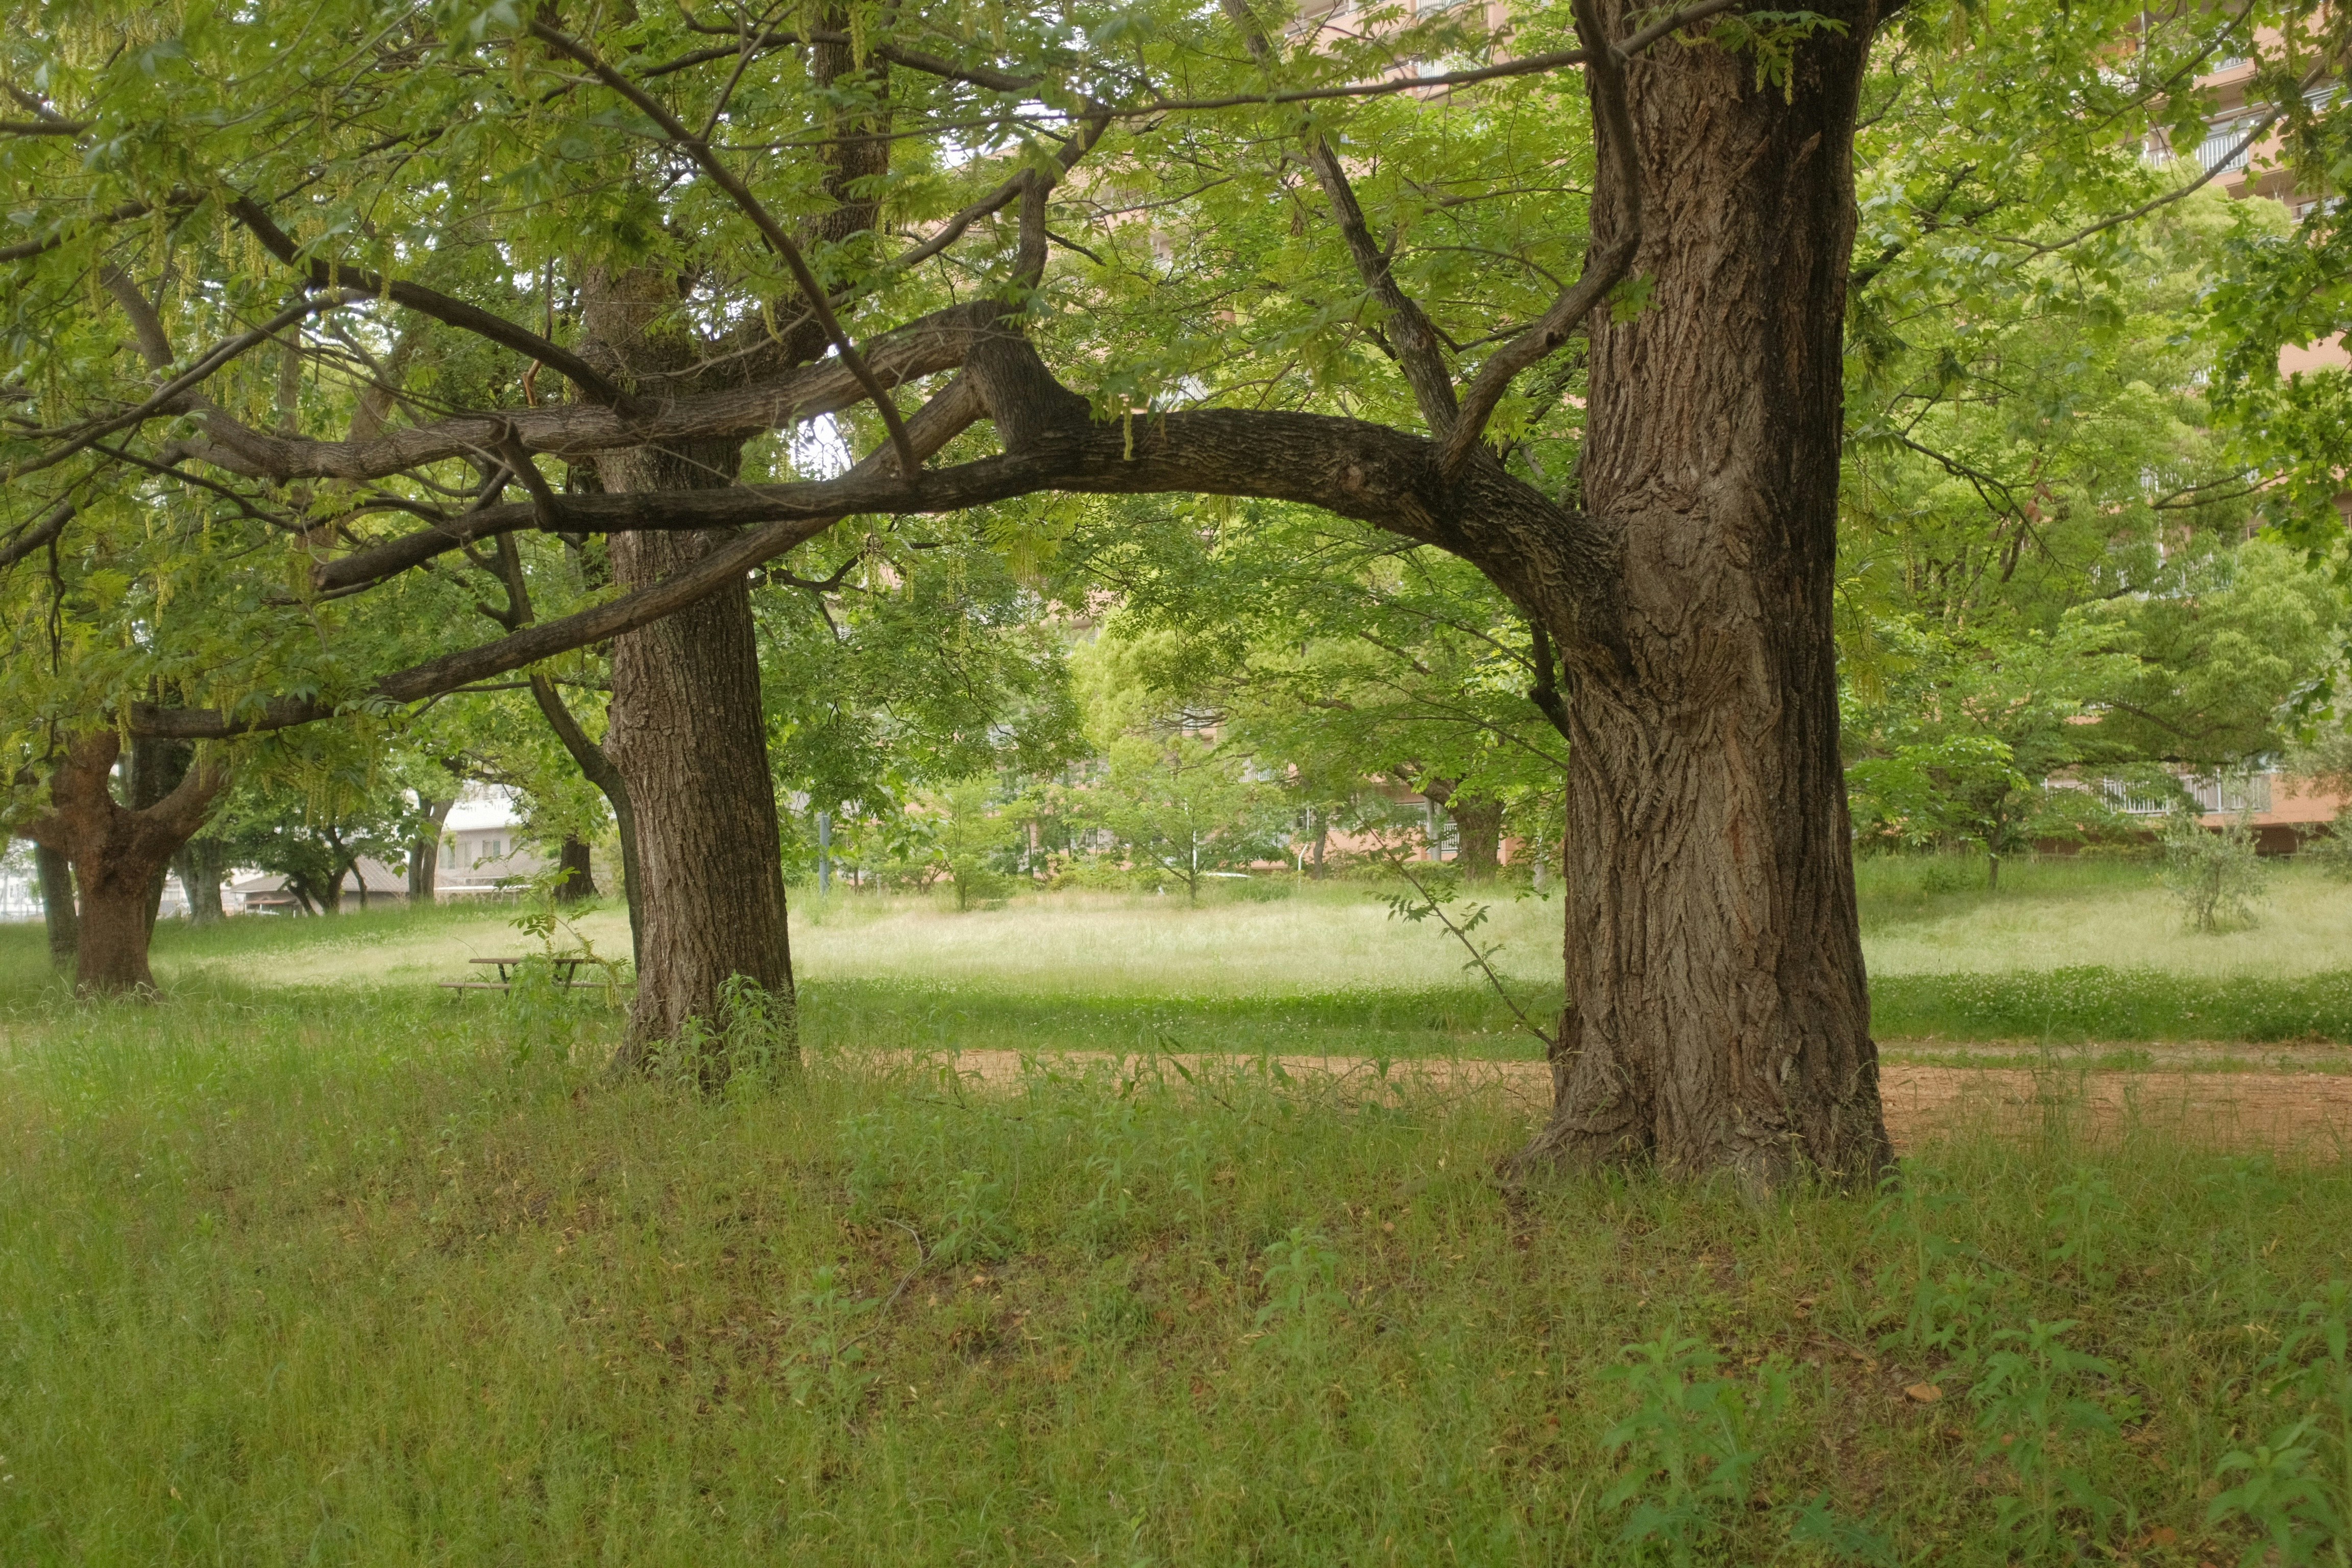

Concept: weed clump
[[2162, 810, 2268, 933]]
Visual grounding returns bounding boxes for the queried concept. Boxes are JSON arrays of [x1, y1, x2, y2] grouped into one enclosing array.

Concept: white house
[[435, 789, 550, 898]]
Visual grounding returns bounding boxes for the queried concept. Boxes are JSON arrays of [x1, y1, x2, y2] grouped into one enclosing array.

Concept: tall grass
[[3, 985, 2349, 1563], [1856, 853, 2352, 978]]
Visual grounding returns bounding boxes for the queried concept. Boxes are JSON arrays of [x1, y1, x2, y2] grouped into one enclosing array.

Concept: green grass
[[1855, 853, 2352, 978], [1873, 967, 2352, 1047], [3, 982, 2350, 1564], [10, 847, 2352, 1057], [798, 979, 1554, 1061]]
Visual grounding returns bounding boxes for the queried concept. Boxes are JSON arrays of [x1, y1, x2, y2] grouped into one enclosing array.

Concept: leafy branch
[[1377, 844, 1556, 1052]]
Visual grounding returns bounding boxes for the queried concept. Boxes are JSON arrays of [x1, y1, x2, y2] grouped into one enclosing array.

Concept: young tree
[[210, 743, 425, 915], [1085, 734, 1288, 903]]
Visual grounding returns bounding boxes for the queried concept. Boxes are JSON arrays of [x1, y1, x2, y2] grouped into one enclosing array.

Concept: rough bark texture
[[586, 272, 795, 1079], [21, 733, 227, 994], [35, 842, 77, 967], [1512, 2, 1893, 1191]]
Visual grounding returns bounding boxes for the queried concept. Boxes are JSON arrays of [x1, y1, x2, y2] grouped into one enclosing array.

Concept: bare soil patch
[[881, 1049, 2352, 1157]]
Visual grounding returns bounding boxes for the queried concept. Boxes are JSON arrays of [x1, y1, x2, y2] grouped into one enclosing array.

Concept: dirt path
[[891, 1050, 2352, 1156]]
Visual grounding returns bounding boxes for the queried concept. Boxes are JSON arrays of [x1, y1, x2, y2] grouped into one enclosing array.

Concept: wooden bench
[[438, 956, 631, 995]]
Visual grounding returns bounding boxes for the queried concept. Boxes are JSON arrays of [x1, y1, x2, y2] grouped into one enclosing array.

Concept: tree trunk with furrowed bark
[[1510, 1, 1892, 1191], [584, 273, 795, 1084]]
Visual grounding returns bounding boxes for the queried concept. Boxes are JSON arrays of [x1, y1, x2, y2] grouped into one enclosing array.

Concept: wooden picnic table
[[438, 955, 630, 994]]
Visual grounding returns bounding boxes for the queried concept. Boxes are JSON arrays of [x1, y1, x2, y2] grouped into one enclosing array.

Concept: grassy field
[[4, 870, 2352, 1562], [8, 852, 2347, 1051], [1, 977, 2348, 1564]]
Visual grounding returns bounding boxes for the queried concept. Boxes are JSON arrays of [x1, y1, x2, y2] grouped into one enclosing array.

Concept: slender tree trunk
[[1512, 2, 1892, 1191], [35, 842, 77, 968], [555, 836, 597, 902], [409, 795, 455, 902]]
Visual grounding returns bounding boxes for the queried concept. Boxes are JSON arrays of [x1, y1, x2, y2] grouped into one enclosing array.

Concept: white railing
[[2199, 121, 2256, 173], [2095, 770, 2273, 816], [2188, 771, 2273, 814]]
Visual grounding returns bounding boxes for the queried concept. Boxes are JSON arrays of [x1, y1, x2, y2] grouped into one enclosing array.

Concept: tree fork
[[21, 733, 227, 995]]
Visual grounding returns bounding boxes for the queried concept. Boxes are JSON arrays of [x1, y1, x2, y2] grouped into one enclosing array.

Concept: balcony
[[2096, 770, 2273, 816], [2197, 121, 2256, 174]]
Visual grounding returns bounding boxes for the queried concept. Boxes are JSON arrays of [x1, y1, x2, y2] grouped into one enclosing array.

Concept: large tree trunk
[[586, 274, 794, 1082], [1512, 2, 1892, 1191], [34, 842, 77, 968], [77, 872, 163, 992], [602, 510, 793, 1078], [22, 733, 228, 996]]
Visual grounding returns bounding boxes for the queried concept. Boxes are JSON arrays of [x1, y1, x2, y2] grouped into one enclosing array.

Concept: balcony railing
[[2096, 770, 2273, 816], [2198, 121, 2256, 173]]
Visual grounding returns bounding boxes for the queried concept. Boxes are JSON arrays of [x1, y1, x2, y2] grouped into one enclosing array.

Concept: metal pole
[[816, 811, 832, 895]]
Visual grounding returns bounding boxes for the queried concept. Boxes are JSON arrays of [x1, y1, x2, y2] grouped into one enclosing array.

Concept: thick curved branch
[[186, 301, 991, 481], [323, 336, 1600, 612], [136, 336, 1610, 740]]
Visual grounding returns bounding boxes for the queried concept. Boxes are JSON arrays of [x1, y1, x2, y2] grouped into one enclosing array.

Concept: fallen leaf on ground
[[1903, 1383, 1943, 1403]]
